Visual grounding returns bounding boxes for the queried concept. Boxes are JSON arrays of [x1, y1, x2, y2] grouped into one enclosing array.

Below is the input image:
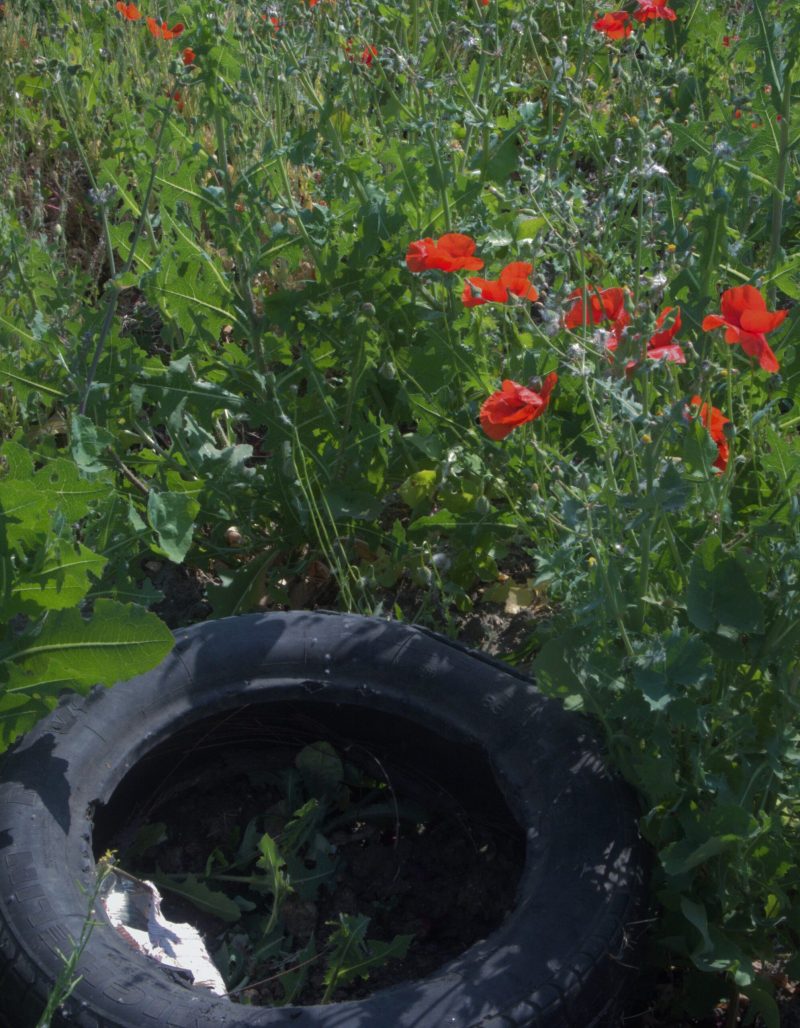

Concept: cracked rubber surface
[[0, 611, 649, 1027]]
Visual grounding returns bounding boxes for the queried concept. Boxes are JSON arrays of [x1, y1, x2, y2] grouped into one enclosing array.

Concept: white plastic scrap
[[101, 870, 227, 996]]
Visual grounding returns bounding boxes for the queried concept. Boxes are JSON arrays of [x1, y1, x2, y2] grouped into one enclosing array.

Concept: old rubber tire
[[0, 611, 647, 1027]]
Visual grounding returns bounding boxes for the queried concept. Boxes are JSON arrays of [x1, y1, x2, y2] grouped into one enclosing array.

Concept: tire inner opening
[[92, 699, 526, 1006]]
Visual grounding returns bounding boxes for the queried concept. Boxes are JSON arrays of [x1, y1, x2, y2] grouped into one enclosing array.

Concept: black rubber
[[0, 611, 648, 1027]]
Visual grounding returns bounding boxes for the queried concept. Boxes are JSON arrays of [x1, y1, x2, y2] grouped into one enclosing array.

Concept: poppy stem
[[213, 109, 264, 372], [632, 130, 645, 310], [767, 74, 792, 304], [425, 126, 452, 232]]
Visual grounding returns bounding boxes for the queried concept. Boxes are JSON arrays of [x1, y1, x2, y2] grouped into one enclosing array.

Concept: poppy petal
[[740, 307, 788, 333]]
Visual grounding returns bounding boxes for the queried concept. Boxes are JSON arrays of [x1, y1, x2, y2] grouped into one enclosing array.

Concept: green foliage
[[125, 742, 416, 1004], [1, 0, 799, 1016]]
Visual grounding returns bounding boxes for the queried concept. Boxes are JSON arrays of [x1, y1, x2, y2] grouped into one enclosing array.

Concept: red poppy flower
[[593, 12, 632, 39], [405, 233, 484, 273], [633, 0, 676, 22], [702, 285, 787, 372], [182, 47, 195, 65], [646, 306, 685, 362], [608, 305, 685, 369], [722, 35, 740, 47], [480, 373, 558, 441], [565, 285, 630, 343], [361, 44, 378, 65], [116, 1, 141, 19], [462, 262, 539, 308], [146, 16, 184, 39], [689, 396, 731, 472]]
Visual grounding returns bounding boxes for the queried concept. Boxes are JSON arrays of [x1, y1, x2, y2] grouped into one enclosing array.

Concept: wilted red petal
[[648, 343, 686, 364]]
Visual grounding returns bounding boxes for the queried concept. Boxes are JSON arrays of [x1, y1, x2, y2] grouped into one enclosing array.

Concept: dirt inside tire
[[93, 701, 526, 1006]]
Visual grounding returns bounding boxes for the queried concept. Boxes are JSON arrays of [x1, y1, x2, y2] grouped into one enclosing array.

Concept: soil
[[113, 746, 524, 1007]]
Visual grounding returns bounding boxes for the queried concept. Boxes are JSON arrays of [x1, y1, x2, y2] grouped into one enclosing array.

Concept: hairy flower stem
[[633, 130, 646, 311], [426, 126, 452, 232], [767, 78, 792, 304], [213, 110, 264, 373], [80, 87, 175, 415], [547, 38, 587, 178], [586, 514, 635, 659], [635, 449, 656, 632]]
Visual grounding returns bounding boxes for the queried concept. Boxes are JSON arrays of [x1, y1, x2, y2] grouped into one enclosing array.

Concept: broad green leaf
[[70, 414, 114, 474], [680, 896, 712, 953], [662, 835, 739, 877], [0, 691, 47, 751], [147, 490, 200, 564], [295, 742, 343, 799], [686, 537, 764, 634], [398, 470, 437, 507], [5, 599, 174, 689]]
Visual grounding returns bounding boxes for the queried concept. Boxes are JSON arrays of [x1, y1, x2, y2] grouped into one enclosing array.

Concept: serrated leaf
[[9, 541, 107, 614], [279, 935, 317, 1005], [150, 872, 241, 923], [323, 914, 413, 995]]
